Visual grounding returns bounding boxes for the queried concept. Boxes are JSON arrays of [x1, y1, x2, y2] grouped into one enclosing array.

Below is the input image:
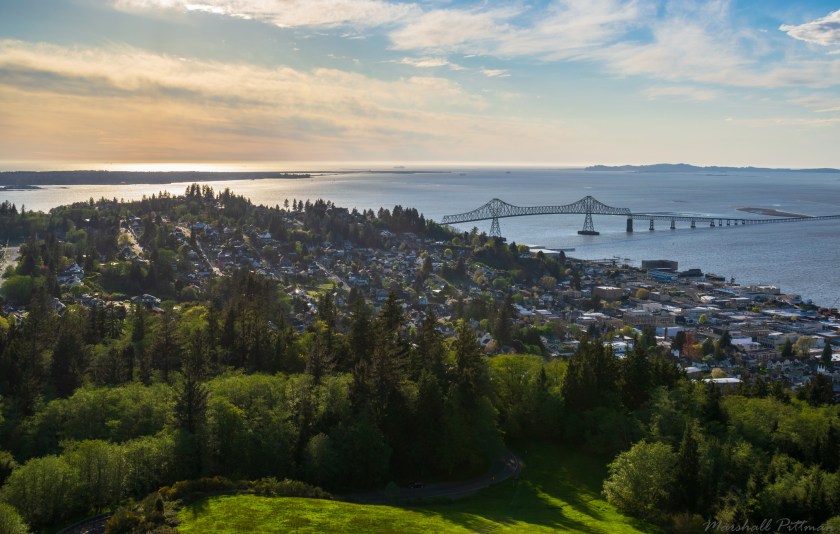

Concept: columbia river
[[3, 167, 840, 306]]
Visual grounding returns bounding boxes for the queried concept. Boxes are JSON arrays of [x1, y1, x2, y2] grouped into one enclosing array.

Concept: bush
[[602, 440, 677, 522], [249, 478, 332, 500], [1, 455, 80, 528], [158, 476, 246, 502], [0, 503, 30, 534], [105, 493, 178, 534]]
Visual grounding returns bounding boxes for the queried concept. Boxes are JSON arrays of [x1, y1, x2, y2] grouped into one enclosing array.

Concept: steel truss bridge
[[440, 196, 840, 238]]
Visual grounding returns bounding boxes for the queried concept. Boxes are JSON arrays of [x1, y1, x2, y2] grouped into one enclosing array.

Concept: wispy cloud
[[113, 0, 420, 28], [388, 0, 645, 60], [398, 56, 462, 69], [642, 85, 720, 102], [0, 39, 569, 162], [725, 116, 840, 128], [480, 68, 510, 78], [780, 10, 840, 48]]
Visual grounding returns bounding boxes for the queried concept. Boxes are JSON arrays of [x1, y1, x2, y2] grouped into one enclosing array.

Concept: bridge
[[440, 196, 840, 238]]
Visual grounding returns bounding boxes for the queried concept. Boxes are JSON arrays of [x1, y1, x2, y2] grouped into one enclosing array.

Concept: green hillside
[[178, 442, 655, 533]]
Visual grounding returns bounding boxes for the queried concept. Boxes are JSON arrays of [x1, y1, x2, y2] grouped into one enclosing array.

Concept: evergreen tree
[[412, 311, 445, 381], [821, 342, 834, 371], [50, 311, 86, 397], [675, 421, 701, 511], [671, 330, 687, 353], [493, 293, 514, 347], [561, 336, 618, 412], [453, 320, 489, 400], [620, 341, 651, 410], [150, 307, 180, 380], [781, 338, 794, 359]]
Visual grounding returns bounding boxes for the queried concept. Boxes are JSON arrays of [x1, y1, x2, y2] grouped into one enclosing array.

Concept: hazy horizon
[[3, 161, 840, 174]]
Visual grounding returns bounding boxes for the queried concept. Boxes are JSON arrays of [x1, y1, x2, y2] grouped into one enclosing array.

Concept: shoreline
[[736, 206, 809, 218]]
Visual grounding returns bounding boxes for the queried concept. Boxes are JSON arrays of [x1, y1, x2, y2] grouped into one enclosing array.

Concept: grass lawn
[[177, 441, 656, 533]]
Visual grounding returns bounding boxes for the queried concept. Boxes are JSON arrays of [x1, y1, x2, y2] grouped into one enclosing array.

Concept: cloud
[[725, 116, 840, 128], [388, 0, 645, 59], [0, 39, 570, 162], [642, 85, 719, 102], [398, 56, 462, 69], [113, 0, 419, 28], [780, 10, 840, 48], [480, 69, 509, 78]]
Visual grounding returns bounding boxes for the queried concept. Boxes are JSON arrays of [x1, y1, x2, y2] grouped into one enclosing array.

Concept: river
[[3, 166, 840, 306]]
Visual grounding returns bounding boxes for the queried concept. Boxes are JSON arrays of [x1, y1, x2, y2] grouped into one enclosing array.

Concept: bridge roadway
[[440, 196, 840, 236]]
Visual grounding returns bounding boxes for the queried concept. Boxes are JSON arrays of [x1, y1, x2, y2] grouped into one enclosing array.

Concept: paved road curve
[[345, 450, 522, 504]]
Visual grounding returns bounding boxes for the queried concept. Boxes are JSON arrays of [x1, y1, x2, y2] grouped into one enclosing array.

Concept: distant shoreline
[[0, 184, 41, 191], [736, 207, 809, 218], [0, 169, 450, 186], [586, 163, 840, 174]]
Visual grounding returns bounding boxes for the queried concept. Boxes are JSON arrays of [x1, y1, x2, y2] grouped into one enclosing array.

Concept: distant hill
[[0, 170, 310, 186], [585, 163, 840, 173]]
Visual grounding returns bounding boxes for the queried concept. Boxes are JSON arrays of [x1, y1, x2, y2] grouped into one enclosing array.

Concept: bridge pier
[[626, 218, 633, 232], [691, 220, 696, 229], [727, 219, 730, 226], [718, 219, 723, 227], [670, 219, 676, 230], [649, 220, 655, 231], [710, 221, 715, 227]]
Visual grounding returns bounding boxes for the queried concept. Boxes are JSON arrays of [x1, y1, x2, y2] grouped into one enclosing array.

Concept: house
[[702, 377, 742, 393], [258, 232, 273, 245]]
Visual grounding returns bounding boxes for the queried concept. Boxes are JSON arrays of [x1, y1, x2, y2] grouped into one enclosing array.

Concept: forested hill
[[586, 163, 840, 173], [0, 187, 838, 533]]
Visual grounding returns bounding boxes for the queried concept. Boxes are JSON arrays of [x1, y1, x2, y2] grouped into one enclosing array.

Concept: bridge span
[[440, 196, 840, 237]]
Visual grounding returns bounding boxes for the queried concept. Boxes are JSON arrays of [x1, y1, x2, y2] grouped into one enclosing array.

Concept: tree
[[50, 309, 87, 397], [64, 440, 127, 513], [821, 342, 834, 371], [797, 374, 834, 406], [453, 319, 489, 400], [348, 294, 373, 368], [701, 337, 714, 357], [781, 338, 794, 359], [671, 330, 687, 353], [675, 422, 701, 511], [562, 337, 617, 412], [620, 342, 651, 410], [602, 440, 677, 522], [0, 504, 30, 534], [412, 311, 445, 380], [719, 330, 732, 350], [493, 293, 514, 347], [794, 337, 815, 359], [1, 455, 80, 528]]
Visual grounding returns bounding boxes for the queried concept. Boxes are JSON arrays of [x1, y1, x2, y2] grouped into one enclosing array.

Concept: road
[[120, 220, 144, 258], [345, 450, 522, 504], [0, 243, 20, 275], [315, 261, 351, 292], [177, 225, 222, 277]]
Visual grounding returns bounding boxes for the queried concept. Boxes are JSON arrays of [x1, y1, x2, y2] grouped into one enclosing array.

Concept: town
[[2, 186, 837, 402]]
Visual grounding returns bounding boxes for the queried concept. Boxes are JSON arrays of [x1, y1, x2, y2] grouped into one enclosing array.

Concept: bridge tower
[[577, 196, 600, 235], [490, 217, 501, 238]]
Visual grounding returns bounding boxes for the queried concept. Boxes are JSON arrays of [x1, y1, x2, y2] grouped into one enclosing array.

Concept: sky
[[1, 0, 839, 168]]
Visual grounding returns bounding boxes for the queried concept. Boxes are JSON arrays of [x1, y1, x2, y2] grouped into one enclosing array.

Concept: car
[[408, 482, 425, 489]]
